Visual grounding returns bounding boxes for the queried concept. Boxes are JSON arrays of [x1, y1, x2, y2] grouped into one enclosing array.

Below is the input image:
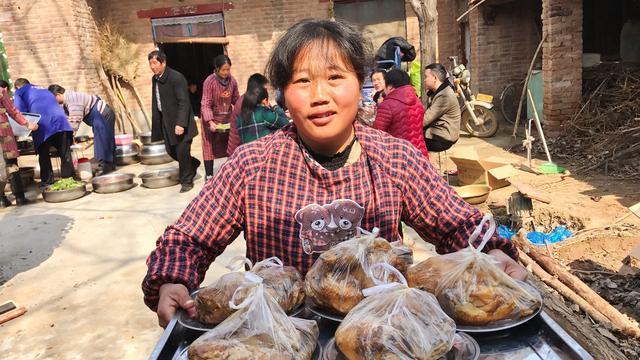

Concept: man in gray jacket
[[423, 63, 461, 152]]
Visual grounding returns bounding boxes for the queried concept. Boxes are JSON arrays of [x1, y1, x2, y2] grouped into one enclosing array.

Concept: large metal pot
[[140, 143, 173, 165], [42, 183, 88, 203], [139, 168, 179, 189], [91, 173, 136, 194], [116, 143, 140, 166], [139, 132, 164, 146]]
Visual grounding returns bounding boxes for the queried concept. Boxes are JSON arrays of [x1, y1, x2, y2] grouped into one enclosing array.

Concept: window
[[151, 14, 225, 43]]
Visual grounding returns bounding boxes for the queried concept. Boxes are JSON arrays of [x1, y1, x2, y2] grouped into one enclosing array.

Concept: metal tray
[[150, 310, 592, 360]]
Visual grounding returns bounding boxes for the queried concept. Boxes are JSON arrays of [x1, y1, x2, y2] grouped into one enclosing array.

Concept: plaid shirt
[[142, 122, 516, 310], [237, 104, 290, 145]]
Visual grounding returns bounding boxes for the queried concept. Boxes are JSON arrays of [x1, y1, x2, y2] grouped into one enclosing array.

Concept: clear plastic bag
[[196, 257, 305, 325], [304, 228, 413, 315], [335, 263, 456, 360], [188, 272, 319, 360], [407, 215, 542, 326]]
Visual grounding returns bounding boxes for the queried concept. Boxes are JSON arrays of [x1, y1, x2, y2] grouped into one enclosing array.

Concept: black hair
[[213, 54, 232, 71], [246, 73, 269, 92], [370, 68, 386, 80], [148, 50, 167, 63], [425, 63, 447, 82], [14, 78, 30, 88], [240, 84, 269, 126], [265, 18, 371, 93], [0, 80, 9, 89], [48, 84, 66, 95], [384, 69, 410, 89]]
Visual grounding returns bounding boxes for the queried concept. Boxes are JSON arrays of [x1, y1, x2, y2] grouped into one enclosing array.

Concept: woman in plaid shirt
[[236, 83, 290, 145], [143, 19, 527, 327]]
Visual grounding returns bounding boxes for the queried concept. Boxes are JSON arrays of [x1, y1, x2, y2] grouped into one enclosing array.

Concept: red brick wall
[[467, 0, 541, 98], [94, 0, 330, 113], [0, 0, 102, 95], [542, 0, 582, 133]]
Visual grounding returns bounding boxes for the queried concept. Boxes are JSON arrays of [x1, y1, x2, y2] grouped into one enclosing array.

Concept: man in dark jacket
[[148, 50, 200, 192], [373, 69, 429, 159]]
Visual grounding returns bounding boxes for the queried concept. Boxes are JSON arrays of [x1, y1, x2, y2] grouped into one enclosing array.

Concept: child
[[143, 19, 526, 328]]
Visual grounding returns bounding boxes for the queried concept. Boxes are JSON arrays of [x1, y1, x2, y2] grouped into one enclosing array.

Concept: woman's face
[[371, 72, 385, 92], [283, 42, 361, 154], [216, 63, 231, 79]]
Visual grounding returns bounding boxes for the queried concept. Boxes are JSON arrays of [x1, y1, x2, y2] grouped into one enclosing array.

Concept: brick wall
[[0, 0, 102, 95], [94, 0, 330, 114], [541, 0, 582, 133], [468, 0, 540, 98]]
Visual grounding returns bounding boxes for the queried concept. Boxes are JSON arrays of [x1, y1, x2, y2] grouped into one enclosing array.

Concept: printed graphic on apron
[[294, 199, 365, 255]]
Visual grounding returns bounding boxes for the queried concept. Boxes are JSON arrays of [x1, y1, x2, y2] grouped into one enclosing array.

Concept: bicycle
[[499, 80, 525, 125]]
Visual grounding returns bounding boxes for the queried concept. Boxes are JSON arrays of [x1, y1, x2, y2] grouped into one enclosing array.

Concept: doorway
[[160, 42, 224, 93]]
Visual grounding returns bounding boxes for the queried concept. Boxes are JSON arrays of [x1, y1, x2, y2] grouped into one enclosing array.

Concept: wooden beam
[[137, 3, 234, 19]]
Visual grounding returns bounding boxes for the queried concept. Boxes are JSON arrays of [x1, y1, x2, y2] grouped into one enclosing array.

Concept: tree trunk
[[409, 0, 438, 102]]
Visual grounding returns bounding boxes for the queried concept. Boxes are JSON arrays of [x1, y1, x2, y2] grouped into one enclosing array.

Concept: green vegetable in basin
[[48, 178, 83, 191]]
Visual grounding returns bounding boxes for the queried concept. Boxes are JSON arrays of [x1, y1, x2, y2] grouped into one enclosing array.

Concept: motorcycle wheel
[[462, 107, 499, 138]]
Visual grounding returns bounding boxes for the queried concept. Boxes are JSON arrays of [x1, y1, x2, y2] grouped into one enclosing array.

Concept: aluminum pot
[[139, 132, 164, 146], [140, 143, 173, 165], [42, 183, 88, 203], [139, 168, 179, 189], [116, 143, 140, 156], [91, 173, 136, 194]]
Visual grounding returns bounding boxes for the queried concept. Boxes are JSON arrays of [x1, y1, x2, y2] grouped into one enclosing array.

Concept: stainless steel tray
[[150, 310, 592, 360]]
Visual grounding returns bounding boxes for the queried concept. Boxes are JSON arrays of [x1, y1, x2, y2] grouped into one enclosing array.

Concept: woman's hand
[[208, 121, 217, 133], [28, 122, 39, 132], [488, 249, 528, 281], [157, 283, 196, 328]]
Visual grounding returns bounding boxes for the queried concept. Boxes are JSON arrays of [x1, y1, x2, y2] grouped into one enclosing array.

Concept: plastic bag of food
[[335, 263, 456, 360], [304, 228, 413, 315], [407, 215, 541, 326], [188, 272, 319, 360], [196, 256, 305, 325]]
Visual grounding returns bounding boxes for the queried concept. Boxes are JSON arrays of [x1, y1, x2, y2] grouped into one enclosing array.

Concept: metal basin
[[141, 143, 172, 165], [42, 183, 88, 203], [139, 168, 179, 189], [91, 173, 136, 194], [116, 143, 140, 156], [116, 152, 140, 166], [454, 185, 492, 205], [139, 132, 164, 145]]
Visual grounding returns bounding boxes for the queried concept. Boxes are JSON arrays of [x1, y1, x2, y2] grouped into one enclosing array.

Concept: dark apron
[[84, 99, 115, 163]]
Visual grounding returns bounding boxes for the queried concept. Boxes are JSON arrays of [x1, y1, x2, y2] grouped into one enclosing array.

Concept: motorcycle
[[449, 56, 499, 138]]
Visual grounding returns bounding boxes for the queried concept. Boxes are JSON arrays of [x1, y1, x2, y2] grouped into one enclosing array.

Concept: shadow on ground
[[0, 214, 73, 285]]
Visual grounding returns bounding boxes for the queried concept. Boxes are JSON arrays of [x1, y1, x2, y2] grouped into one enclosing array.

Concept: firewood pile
[[548, 63, 640, 177]]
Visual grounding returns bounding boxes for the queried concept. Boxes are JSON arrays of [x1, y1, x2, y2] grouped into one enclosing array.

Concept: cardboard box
[[449, 148, 519, 189]]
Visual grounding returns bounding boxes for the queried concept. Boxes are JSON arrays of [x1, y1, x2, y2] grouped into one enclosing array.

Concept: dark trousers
[[165, 140, 200, 185], [37, 131, 74, 184], [426, 136, 455, 153]]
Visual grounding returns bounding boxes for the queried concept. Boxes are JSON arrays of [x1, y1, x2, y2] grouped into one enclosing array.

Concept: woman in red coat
[[373, 69, 429, 160], [0, 80, 37, 207]]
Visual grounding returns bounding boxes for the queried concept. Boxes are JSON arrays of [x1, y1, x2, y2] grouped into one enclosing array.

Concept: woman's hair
[[240, 83, 269, 126], [384, 69, 410, 89], [14, 78, 30, 88], [370, 68, 386, 80], [0, 80, 9, 89], [48, 84, 66, 95], [213, 54, 232, 71], [265, 18, 371, 92]]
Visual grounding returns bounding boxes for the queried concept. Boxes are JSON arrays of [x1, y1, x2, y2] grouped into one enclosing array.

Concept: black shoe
[[179, 183, 194, 193], [0, 195, 11, 208], [15, 196, 32, 206]]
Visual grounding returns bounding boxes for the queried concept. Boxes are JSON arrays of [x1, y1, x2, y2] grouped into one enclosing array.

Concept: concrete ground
[[1, 125, 637, 359]]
